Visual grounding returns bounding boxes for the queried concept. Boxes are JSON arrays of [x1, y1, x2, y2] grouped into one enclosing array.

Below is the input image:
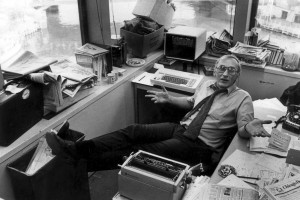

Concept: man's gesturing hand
[[145, 85, 170, 104], [245, 119, 273, 137]]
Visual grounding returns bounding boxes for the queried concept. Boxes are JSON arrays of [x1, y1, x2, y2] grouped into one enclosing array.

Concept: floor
[[89, 170, 119, 200]]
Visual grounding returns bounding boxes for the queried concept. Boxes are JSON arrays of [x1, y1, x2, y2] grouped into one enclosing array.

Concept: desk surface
[[210, 99, 295, 184], [0, 51, 164, 164]]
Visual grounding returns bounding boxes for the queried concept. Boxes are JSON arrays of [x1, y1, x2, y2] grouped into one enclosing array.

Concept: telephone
[[282, 104, 300, 134]]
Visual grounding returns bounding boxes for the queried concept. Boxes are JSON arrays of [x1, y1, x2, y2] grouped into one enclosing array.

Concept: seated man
[[46, 54, 271, 172]]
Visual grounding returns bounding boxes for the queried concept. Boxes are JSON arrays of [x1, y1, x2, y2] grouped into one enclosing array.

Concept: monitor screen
[[165, 34, 196, 61]]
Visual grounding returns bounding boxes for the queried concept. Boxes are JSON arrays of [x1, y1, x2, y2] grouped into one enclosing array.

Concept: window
[[255, 0, 300, 53], [109, 0, 236, 37], [0, 0, 82, 66]]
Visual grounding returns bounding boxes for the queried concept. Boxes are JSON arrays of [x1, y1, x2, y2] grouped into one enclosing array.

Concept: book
[[26, 137, 55, 175], [2, 51, 57, 80], [50, 59, 97, 83]]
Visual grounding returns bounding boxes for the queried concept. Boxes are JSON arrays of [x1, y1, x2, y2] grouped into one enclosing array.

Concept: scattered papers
[[284, 164, 300, 179], [249, 129, 298, 157], [50, 59, 97, 83], [182, 176, 210, 200], [207, 184, 259, 200], [253, 98, 287, 134], [221, 150, 258, 179], [182, 175, 258, 200], [263, 174, 300, 200], [268, 128, 291, 152], [131, 72, 155, 86], [218, 174, 254, 190], [220, 150, 287, 181], [26, 137, 55, 175], [2, 51, 57, 80]]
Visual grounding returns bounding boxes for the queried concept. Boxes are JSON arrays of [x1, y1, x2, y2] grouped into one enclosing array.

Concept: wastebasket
[[7, 129, 90, 200]]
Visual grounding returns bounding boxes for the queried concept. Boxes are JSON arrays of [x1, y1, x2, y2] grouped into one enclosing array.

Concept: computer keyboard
[[161, 74, 197, 87], [150, 68, 204, 93], [162, 75, 188, 85]]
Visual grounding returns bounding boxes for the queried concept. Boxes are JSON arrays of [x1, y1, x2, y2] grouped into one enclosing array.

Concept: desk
[[210, 99, 295, 184], [132, 70, 215, 124], [0, 51, 164, 200]]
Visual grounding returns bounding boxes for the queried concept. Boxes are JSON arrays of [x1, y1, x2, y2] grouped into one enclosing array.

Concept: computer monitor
[[164, 26, 207, 62]]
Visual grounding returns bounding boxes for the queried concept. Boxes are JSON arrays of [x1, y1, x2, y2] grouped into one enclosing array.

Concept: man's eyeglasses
[[216, 65, 238, 75]]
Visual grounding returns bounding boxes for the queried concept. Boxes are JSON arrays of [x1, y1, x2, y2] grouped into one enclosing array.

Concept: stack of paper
[[50, 59, 97, 98], [75, 43, 109, 57], [229, 42, 271, 68], [249, 129, 298, 157]]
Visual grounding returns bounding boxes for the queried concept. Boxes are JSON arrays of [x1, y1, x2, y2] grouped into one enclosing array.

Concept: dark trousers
[[76, 123, 214, 172]]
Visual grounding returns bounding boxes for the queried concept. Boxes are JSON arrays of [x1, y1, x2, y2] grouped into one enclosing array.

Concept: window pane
[[0, 0, 82, 65], [256, 0, 300, 53], [109, 0, 236, 37]]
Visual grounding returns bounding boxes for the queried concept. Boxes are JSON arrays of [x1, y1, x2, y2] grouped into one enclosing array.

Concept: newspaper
[[228, 42, 271, 66], [206, 184, 259, 200], [264, 174, 300, 200], [50, 59, 97, 82], [1, 51, 57, 80]]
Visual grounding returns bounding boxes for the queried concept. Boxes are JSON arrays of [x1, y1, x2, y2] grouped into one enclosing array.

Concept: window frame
[[78, 0, 254, 45]]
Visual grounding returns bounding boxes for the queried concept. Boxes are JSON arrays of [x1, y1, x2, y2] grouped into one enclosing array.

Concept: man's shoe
[[46, 132, 78, 163]]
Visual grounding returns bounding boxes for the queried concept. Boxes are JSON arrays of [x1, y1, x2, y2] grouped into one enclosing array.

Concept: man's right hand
[[145, 85, 170, 104]]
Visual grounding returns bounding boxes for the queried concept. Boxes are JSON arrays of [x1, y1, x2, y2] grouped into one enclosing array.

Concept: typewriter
[[118, 150, 190, 200], [150, 68, 204, 93]]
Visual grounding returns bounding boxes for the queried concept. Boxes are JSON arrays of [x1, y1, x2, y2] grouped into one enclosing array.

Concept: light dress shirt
[[180, 80, 254, 150]]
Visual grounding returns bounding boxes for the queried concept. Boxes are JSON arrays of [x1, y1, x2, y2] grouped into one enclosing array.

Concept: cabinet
[[238, 66, 300, 101], [69, 81, 135, 139], [198, 54, 300, 101]]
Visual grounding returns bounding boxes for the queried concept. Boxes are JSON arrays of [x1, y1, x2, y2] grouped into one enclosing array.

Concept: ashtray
[[218, 164, 237, 178]]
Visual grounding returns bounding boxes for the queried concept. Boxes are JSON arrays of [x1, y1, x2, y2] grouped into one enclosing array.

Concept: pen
[[139, 75, 146, 82], [237, 176, 260, 180]]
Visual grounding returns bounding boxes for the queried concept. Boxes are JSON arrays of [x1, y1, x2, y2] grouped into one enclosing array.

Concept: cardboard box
[[120, 25, 164, 58], [132, 0, 174, 30], [75, 53, 105, 81]]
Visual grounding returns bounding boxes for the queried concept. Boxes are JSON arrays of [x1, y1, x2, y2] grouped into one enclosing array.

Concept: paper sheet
[[131, 72, 155, 86], [218, 174, 254, 190], [221, 149, 259, 178]]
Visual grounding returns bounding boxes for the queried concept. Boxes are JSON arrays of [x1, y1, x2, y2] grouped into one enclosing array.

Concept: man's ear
[[213, 66, 218, 77]]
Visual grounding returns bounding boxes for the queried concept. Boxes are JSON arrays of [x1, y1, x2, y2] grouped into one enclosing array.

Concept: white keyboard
[[150, 68, 204, 93]]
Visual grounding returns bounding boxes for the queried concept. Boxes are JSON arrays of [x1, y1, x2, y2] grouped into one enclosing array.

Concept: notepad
[[268, 128, 291, 152]]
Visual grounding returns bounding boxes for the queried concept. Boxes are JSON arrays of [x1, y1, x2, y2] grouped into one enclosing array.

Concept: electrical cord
[[95, 0, 105, 44]]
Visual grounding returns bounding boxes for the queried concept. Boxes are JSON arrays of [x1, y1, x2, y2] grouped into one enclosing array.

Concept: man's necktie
[[183, 88, 227, 140]]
